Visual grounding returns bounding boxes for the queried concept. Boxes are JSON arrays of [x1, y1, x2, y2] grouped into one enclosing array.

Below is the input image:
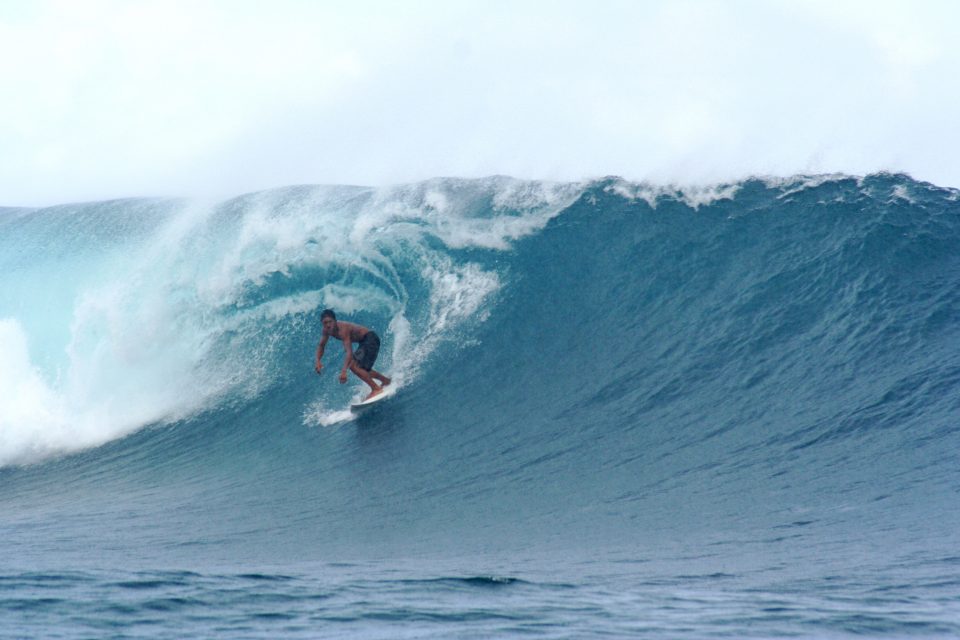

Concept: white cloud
[[1, 0, 959, 206]]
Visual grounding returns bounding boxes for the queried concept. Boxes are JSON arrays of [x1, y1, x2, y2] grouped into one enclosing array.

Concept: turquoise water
[[2, 174, 959, 637]]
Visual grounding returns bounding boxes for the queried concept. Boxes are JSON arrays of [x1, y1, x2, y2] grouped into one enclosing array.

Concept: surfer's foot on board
[[365, 388, 384, 401]]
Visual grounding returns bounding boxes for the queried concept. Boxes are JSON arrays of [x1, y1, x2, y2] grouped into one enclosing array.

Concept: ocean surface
[[1, 174, 959, 638]]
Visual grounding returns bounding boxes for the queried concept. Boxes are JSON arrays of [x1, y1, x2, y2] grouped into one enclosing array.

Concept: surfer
[[315, 309, 391, 400]]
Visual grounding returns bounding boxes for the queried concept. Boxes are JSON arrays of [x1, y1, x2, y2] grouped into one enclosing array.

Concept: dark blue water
[[2, 174, 959, 638]]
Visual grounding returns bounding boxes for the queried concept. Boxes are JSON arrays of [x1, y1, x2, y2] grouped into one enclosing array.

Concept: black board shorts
[[353, 332, 380, 371]]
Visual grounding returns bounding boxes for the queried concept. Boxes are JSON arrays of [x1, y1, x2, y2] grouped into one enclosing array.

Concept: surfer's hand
[[339, 371, 348, 384], [315, 362, 323, 374]]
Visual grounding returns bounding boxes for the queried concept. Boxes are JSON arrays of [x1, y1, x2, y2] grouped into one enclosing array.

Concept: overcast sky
[[2, 0, 958, 206]]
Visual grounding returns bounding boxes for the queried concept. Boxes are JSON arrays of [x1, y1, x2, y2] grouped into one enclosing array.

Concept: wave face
[[2, 174, 960, 637]]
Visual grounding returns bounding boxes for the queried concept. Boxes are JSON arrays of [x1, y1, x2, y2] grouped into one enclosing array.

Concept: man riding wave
[[315, 309, 391, 400]]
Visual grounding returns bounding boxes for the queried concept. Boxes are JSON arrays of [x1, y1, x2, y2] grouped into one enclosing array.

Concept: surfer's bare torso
[[321, 320, 369, 346]]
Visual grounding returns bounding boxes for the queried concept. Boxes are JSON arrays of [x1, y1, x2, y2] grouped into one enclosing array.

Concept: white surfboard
[[349, 386, 397, 412]]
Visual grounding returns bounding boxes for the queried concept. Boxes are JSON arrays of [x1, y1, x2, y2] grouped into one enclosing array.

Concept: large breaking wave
[[0, 178, 582, 465], [2, 173, 959, 562]]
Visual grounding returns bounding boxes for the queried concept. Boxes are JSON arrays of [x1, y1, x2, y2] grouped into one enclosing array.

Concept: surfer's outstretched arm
[[315, 334, 329, 374]]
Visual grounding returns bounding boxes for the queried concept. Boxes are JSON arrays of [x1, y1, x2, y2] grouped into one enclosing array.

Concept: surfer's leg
[[349, 362, 383, 398], [370, 369, 391, 386]]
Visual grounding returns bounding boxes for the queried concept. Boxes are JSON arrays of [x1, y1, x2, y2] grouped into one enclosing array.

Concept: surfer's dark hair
[[321, 309, 336, 321]]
